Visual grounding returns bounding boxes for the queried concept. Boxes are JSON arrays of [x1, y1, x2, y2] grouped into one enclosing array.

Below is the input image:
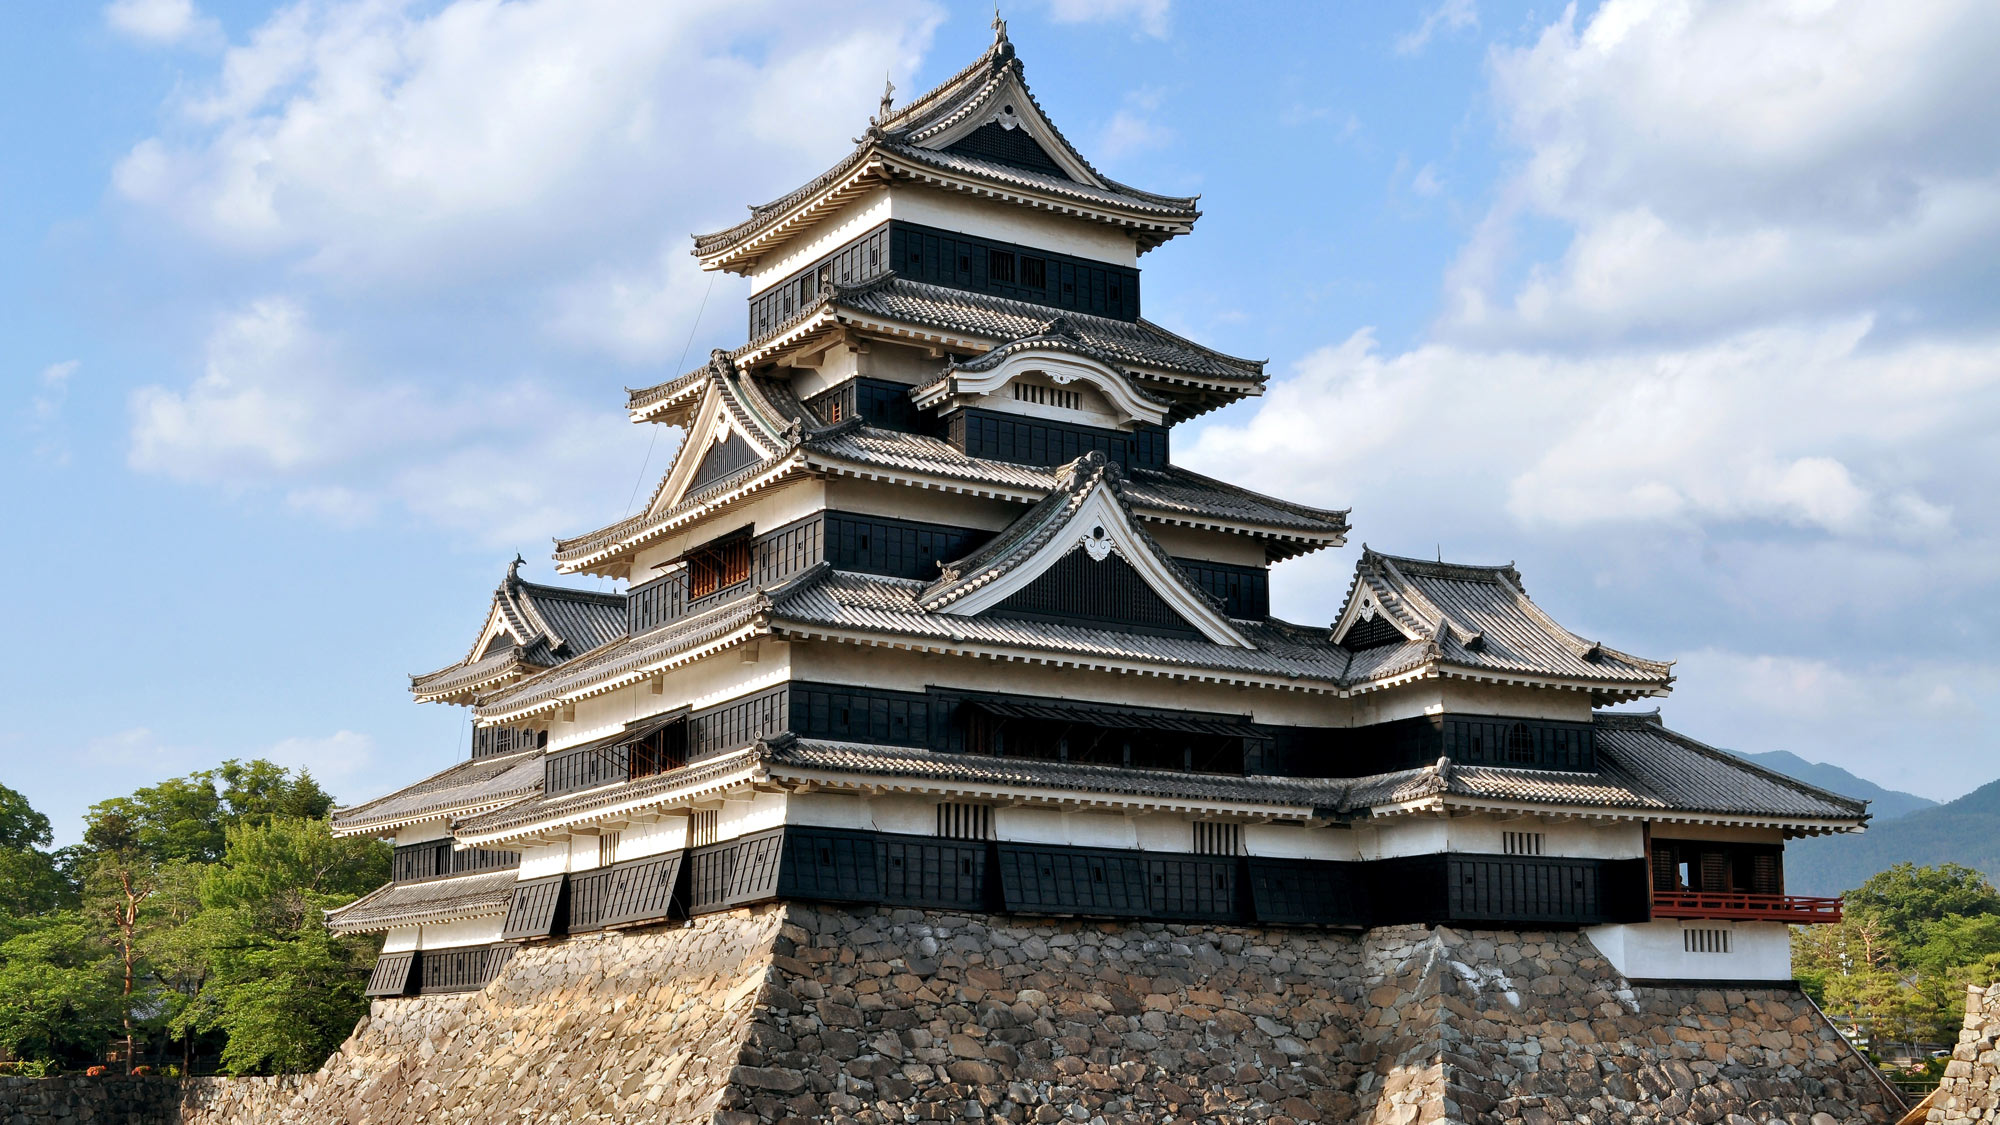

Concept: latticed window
[[1503, 831, 1545, 856], [1505, 722, 1535, 763], [597, 832, 620, 868], [935, 803, 993, 840], [1192, 821, 1241, 856], [686, 536, 752, 599], [1683, 928, 1730, 954], [690, 809, 720, 848]]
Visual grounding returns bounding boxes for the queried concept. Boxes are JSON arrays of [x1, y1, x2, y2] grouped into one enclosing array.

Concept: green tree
[[178, 818, 386, 1075], [1846, 863, 2000, 942], [0, 783, 54, 850], [0, 914, 121, 1066], [0, 784, 72, 920]]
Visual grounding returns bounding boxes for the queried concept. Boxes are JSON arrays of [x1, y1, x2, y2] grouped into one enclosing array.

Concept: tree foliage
[[1795, 862, 2000, 1047], [0, 765, 385, 1075]]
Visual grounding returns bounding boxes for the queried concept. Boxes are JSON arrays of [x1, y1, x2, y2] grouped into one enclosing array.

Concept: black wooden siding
[[412, 945, 493, 994], [791, 681, 931, 746], [803, 377, 928, 433], [950, 408, 1168, 470], [627, 570, 687, 633], [748, 225, 891, 338], [776, 827, 992, 911], [499, 874, 566, 940], [993, 547, 1199, 637], [1246, 858, 1372, 926], [890, 222, 1138, 321], [689, 685, 789, 761], [544, 741, 628, 797], [823, 511, 992, 579], [686, 829, 787, 914], [364, 951, 415, 997], [1315, 715, 1599, 777], [1172, 558, 1271, 619], [471, 724, 545, 759], [944, 122, 1072, 178], [685, 430, 763, 496], [566, 853, 685, 932], [391, 840, 519, 883]]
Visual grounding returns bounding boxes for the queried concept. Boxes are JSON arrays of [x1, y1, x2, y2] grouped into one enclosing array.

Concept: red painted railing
[[1652, 891, 1843, 923]]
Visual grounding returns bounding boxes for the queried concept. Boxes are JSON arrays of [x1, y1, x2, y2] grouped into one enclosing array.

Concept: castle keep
[[310, 24, 1890, 1122]]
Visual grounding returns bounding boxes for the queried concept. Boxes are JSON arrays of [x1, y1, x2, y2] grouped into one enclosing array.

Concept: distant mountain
[[1734, 750, 1938, 822], [1782, 777, 2000, 897]]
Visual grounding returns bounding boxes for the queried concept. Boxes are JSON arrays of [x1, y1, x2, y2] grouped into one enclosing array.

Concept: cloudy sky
[[5, 0, 1996, 844]]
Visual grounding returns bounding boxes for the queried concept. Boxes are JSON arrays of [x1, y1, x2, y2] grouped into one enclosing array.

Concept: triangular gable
[[1329, 557, 1425, 650], [646, 374, 785, 518], [921, 453, 1252, 648], [898, 45, 1108, 189]]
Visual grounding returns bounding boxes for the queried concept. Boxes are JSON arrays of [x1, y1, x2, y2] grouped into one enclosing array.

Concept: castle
[[310, 24, 1893, 1122]]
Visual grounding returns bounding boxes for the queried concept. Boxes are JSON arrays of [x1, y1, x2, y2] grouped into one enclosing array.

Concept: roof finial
[[879, 73, 895, 120], [509, 553, 524, 580], [992, 5, 1008, 45]]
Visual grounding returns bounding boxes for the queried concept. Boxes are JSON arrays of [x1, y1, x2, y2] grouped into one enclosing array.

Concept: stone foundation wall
[[172, 905, 1904, 1125], [0, 1075, 181, 1123], [1925, 982, 2000, 1123]]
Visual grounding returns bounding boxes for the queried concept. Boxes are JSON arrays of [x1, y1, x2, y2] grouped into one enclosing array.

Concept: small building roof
[[410, 559, 627, 705], [692, 26, 1200, 272], [1331, 548, 1674, 699], [324, 869, 521, 933], [329, 747, 544, 836]]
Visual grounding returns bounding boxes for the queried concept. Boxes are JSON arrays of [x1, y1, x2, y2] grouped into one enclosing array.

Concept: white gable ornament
[[1082, 525, 1113, 561]]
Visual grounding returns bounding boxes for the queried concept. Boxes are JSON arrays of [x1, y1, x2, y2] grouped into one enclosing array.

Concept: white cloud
[[549, 240, 721, 365], [104, 0, 217, 46], [1395, 0, 1476, 56], [1184, 317, 1994, 543], [128, 296, 658, 546], [1096, 87, 1171, 163], [112, 0, 942, 297], [1041, 0, 1171, 39], [26, 361, 80, 465], [78, 727, 377, 786], [1410, 163, 1444, 198], [1445, 0, 2000, 344]]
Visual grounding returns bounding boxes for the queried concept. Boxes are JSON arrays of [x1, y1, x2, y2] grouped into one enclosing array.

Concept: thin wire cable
[[601, 272, 718, 591]]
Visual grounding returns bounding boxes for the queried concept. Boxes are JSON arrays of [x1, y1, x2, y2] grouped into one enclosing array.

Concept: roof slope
[[692, 25, 1199, 267], [330, 748, 544, 835], [1334, 549, 1674, 696], [411, 560, 627, 704], [324, 869, 521, 932]]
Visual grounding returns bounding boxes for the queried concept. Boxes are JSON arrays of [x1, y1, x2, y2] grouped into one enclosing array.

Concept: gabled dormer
[[692, 21, 1200, 279], [410, 559, 627, 705], [909, 318, 1174, 429], [920, 451, 1251, 646]]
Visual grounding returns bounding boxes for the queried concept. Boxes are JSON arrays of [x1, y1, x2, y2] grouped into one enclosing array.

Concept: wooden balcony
[[1652, 890, 1842, 923]]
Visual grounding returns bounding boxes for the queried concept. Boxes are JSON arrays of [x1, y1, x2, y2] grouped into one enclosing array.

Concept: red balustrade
[[1652, 891, 1842, 923]]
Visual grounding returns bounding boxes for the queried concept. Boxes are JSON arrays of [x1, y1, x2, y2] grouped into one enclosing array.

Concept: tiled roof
[[768, 738, 1349, 808], [471, 595, 766, 720], [833, 277, 1261, 384], [802, 427, 1348, 548], [769, 568, 1349, 685], [324, 870, 520, 932], [1335, 549, 1674, 690], [410, 560, 628, 702], [692, 34, 1197, 261], [453, 748, 759, 840], [330, 749, 544, 835], [1593, 712, 1868, 822]]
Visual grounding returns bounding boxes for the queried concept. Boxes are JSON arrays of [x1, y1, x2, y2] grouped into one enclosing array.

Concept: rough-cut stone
[[0, 1075, 181, 1123], [159, 905, 1904, 1124], [1925, 982, 2000, 1123]]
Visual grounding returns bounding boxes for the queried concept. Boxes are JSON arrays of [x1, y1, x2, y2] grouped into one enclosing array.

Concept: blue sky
[[5, 0, 1997, 846]]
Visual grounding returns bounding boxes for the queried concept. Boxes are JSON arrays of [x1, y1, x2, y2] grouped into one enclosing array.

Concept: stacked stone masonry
[[1925, 981, 2000, 1123], [0, 1075, 181, 1124], [137, 905, 1907, 1124]]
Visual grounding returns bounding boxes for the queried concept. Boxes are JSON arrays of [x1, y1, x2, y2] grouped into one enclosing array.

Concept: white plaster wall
[[1353, 818, 1450, 860], [1244, 823, 1359, 861], [567, 834, 601, 872], [380, 927, 419, 954], [748, 190, 892, 293], [616, 815, 689, 859], [994, 806, 1066, 845], [418, 916, 504, 951], [1586, 920, 1794, 981], [627, 479, 828, 580], [1448, 816, 1644, 860], [548, 648, 793, 753], [863, 793, 939, 836], [890, 186, 1139, 266], [785, 791, 872, 830], [823, 477, 1024, 530], [1132, 814, 1192, 854], [519, 843, 570, 879], [1142, 523, 1273, 569], [393, 819, 452, 846], [717, 791, 790, 839]]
